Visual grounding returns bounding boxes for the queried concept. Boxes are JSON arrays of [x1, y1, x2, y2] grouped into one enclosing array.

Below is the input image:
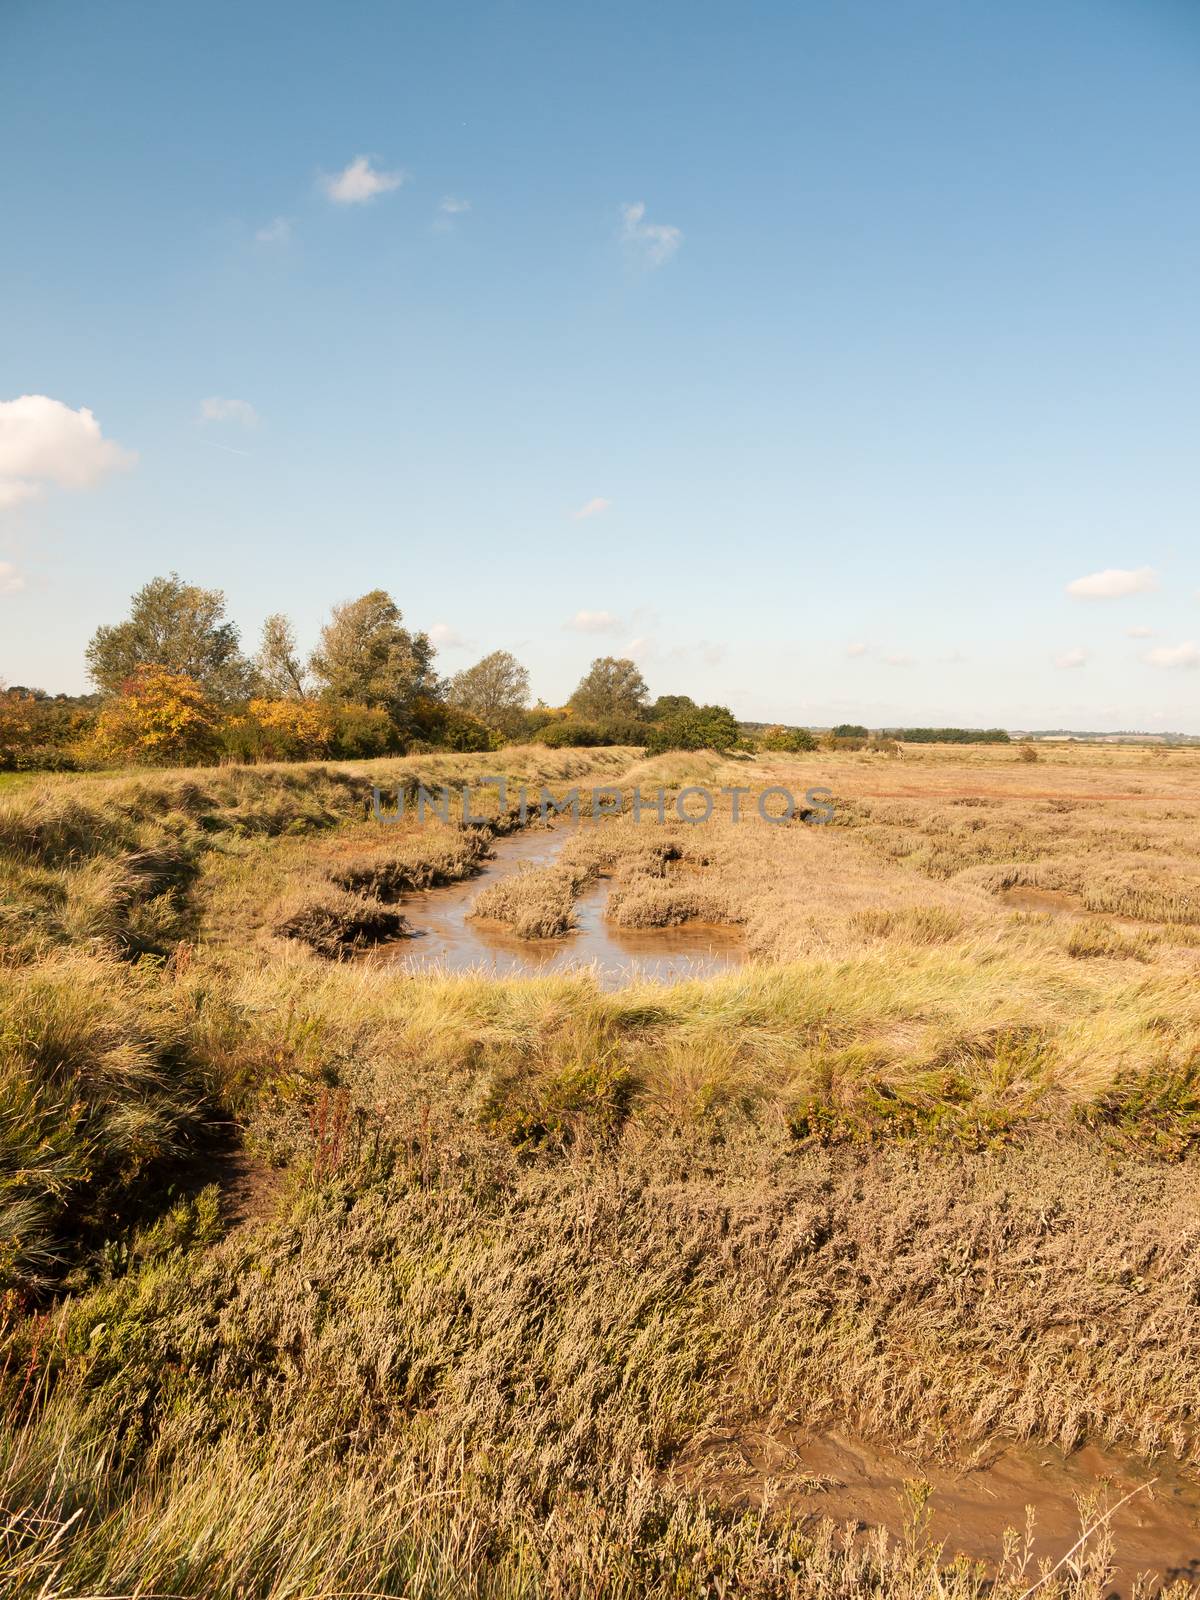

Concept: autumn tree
[[86, 574, 251, 699], [569, 657, 649, 722], [446, 650, 530, 733], [256, 613, 309, 698], [91, 667, 221, 765], [309, 591, 437, 732], [246, 697, 333, 760]]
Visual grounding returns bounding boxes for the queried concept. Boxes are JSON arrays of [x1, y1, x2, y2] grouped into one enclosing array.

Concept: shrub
[[434, 706, 502, 753], [593, 717, 648, 745], [531, 720, 604, 748], [644, 704, 739, 755], [89, 668, 221, 767], [327, 701, 397, 759], [0, 691, 97, 772], [757, 724, 817, 753], [246, 698, 335, 761]]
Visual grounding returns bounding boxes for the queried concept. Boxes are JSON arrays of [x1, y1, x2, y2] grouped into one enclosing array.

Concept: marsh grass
[[4, 744, 1200, 1593]]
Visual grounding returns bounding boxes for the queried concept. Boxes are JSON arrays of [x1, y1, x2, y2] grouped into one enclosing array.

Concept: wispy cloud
[[199, 397, 258, 428], [1144, 641, 1200, 669], [428, 622, 467, 649], [572, 497, 611, 520], [1126, 625, 1155, 639], [883, 652, 916, 667], [620, 201, 682, 266], [1066, 566, 1157, 599], [0, 560, 24, 594], [199, 439, 252, 458], [433, 196, 471, 233], [0, 394, 135, 512], [566, 609, 622, 634], [321, 155, 407, 205], [1055, 647, 1088, 669], [255, 216, 291, 245], [845, 642, 869, 659]]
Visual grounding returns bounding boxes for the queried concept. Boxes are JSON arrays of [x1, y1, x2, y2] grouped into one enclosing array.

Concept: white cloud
[[438, 196, 470, 214], [199, 397, 259, 428], [0, 560, 24, 594], [883, 652, 916, 667], [321, 155, 407, 204], [0, 395, 135, 511], [620, 201, 682, 266], [627, 635, 657, 661], [0, 481, 41, 511], [845, 642, 869, 658], [1144, 642, 1200, 669], [572, 497, 611, 520], [1126, 625, 1155, 639], [1055, 647, 1088, 669], [428, 622, 466, 648], [255, 216, 291, 245], [566, 609, 622, 634], [1066, 566, 1157, 599]]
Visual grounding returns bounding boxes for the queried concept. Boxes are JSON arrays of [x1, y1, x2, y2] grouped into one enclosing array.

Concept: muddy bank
[[682, 1424, 1200, 1590]]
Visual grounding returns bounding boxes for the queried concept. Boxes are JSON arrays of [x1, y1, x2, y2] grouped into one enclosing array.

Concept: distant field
[[3, 742, 1200, 1596]]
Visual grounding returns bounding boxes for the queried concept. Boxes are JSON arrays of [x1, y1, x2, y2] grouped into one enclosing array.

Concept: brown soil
[[217, 1149, 286, 1232], [681, 1425, 1200, 1590], [1002, 885, 1088, 915]]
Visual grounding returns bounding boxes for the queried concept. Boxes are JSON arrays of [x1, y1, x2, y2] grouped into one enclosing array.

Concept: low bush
[[756, 724, 817, 753]]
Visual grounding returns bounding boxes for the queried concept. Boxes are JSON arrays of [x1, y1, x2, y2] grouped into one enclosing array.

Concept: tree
[[90, 667, 221, 766], [569, 657, 649, 722], [644, 703, 740, 755], [447, 650, 530, 733], [309, 591, 437, 731], [831, 723, 869, 739], [648, 694, 696, 721], [86, 574, 251, 700], [256, 613, 308, 699]]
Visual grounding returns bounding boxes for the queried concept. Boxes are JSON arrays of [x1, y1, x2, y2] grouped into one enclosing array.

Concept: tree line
[[1, 575, 775, 769], [4, 575, 1008, 772]]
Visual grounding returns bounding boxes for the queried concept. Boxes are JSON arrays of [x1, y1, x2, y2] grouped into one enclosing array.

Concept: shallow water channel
[[370, 824, 745, 987]]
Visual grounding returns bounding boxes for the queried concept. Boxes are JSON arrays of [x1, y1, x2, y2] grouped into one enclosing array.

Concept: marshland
[[4, 736, 1200, 1596], [11, 1, 1200, 1590]]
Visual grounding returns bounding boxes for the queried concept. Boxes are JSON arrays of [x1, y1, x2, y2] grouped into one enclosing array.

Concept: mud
[[682, 1425, 1200, 1590], [370, 825, 745, 987]]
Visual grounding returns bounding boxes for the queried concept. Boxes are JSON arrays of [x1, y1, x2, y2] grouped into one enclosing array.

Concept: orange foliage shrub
[[247, 697, 334, 760]]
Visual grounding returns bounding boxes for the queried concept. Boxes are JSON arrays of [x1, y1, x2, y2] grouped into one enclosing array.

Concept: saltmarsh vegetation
[[3, 743, 1200, 1595]]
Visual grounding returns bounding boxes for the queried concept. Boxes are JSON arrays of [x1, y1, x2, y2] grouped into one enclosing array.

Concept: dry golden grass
[[4, 741, 1200, 1594]]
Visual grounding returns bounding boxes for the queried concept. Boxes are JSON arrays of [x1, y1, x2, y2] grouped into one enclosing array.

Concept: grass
[[3, 742, 1200, 1594]]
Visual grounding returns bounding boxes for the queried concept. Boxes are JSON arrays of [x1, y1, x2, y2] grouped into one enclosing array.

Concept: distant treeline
[[883, 727, 1011, 745]]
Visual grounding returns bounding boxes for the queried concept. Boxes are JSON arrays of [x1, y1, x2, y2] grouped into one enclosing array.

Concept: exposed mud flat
[[370, 824, 745, 987], [681, 1425, 1200, 1590]]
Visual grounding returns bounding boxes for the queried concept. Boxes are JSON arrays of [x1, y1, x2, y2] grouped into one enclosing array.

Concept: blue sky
[[2, 0, 1199, 728]]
